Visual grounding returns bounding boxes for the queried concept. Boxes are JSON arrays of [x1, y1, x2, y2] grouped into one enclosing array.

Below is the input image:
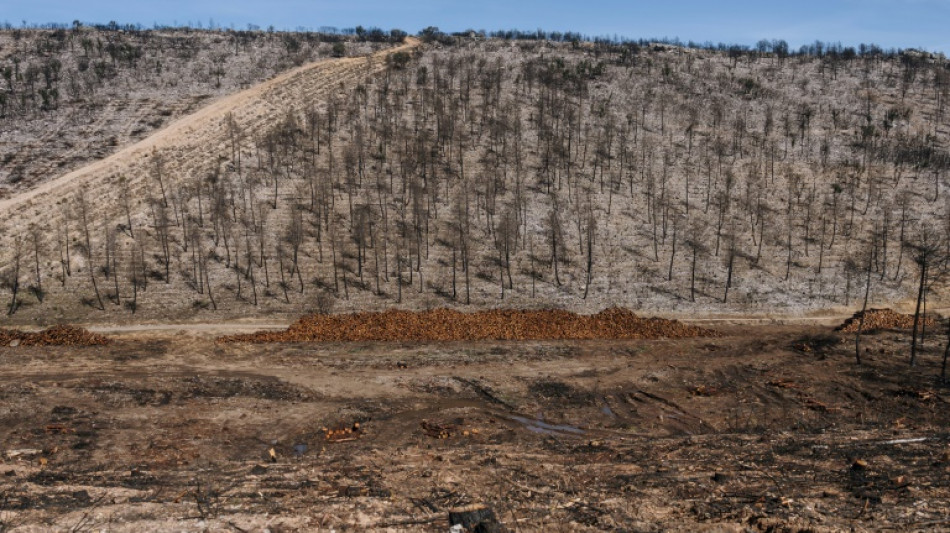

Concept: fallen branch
[[881, 437, 927, 445]]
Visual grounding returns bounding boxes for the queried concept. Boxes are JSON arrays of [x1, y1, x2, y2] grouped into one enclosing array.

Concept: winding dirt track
[[0, 38, 419, 250]]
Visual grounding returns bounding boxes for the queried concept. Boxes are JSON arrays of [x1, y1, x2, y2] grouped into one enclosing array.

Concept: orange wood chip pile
[[0, 325, 111, 346], [837, 309, 938, 333], [221, 307, 720, 343]]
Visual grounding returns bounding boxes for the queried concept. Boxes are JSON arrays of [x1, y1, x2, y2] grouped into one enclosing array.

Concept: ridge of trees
[[417, 26, 944, 63], [6, 20, 944, 61]]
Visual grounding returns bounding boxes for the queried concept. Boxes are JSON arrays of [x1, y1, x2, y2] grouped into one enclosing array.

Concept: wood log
[[448, 505, 506, 532]]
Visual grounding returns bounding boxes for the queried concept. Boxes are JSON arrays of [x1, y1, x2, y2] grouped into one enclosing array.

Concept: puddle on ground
[[510, 415, 585, 436], [293, 443, 308, 456]]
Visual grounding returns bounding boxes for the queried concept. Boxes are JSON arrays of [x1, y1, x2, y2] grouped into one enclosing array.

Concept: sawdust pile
[[0, 325, 111, 346], [222, 307, 720, 343], [837, 309, 938, 333]]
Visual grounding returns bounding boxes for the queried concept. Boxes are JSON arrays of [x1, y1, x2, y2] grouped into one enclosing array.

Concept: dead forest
[[2, 28, 950, 321], [0, 25, 391, 194]]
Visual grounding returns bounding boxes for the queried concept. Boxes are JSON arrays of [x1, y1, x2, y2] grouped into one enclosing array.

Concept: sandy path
[[0, 37, 419, 213], [87, 322, 290, 335]]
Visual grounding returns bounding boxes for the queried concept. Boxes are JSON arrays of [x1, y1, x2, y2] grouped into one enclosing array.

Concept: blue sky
[[6, 0, 950, 53]]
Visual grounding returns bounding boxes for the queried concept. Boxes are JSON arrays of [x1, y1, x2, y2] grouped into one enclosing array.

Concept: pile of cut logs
[[0, 325, 111, 346], [221, 307, 720, 343]]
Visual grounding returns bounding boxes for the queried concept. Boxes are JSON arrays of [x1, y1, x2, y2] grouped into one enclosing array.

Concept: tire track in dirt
[[0, 39, 419, 266]]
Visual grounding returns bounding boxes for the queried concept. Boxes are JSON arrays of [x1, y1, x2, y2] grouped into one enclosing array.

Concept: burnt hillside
[[0, 26, 393, 195], [1, 32, 948, 321]]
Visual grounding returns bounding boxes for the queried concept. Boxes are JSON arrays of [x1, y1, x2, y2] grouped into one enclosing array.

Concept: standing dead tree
[[854, 225, 881, 365], [77, 190, 105, 310], [28, 224, 44, 303], [3, 236, 22, 315], [908, 227, 942, 367]]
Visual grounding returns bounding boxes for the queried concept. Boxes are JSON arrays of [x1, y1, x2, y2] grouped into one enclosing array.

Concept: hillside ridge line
[[0, 37, 419, 214]]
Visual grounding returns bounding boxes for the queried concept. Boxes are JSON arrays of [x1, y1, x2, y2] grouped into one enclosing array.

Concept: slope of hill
[[1, 33, 948, 323], [0, 27, 389, 196]]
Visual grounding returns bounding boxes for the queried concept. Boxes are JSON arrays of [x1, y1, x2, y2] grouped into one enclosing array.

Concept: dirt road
[[0, 314, 850, 337]]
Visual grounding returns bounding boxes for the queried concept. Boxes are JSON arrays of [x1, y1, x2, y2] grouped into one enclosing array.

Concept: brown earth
[[1, 323, 949, 531], [222, 307, 720, 343]]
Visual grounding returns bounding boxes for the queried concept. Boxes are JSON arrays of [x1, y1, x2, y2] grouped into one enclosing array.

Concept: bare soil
[[1, 324, 949, 531]]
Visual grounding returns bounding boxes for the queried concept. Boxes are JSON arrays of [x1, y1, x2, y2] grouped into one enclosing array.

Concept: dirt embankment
[[221, 307, 720, 343]]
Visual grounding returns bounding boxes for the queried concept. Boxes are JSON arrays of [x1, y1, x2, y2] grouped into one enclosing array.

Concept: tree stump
[[448, 504, 506, 532]]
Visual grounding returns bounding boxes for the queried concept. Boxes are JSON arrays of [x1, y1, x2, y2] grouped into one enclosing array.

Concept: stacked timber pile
[[222, 307, 720, 343], [837, 309, 938, 333], [0, 325, 111, 346]]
